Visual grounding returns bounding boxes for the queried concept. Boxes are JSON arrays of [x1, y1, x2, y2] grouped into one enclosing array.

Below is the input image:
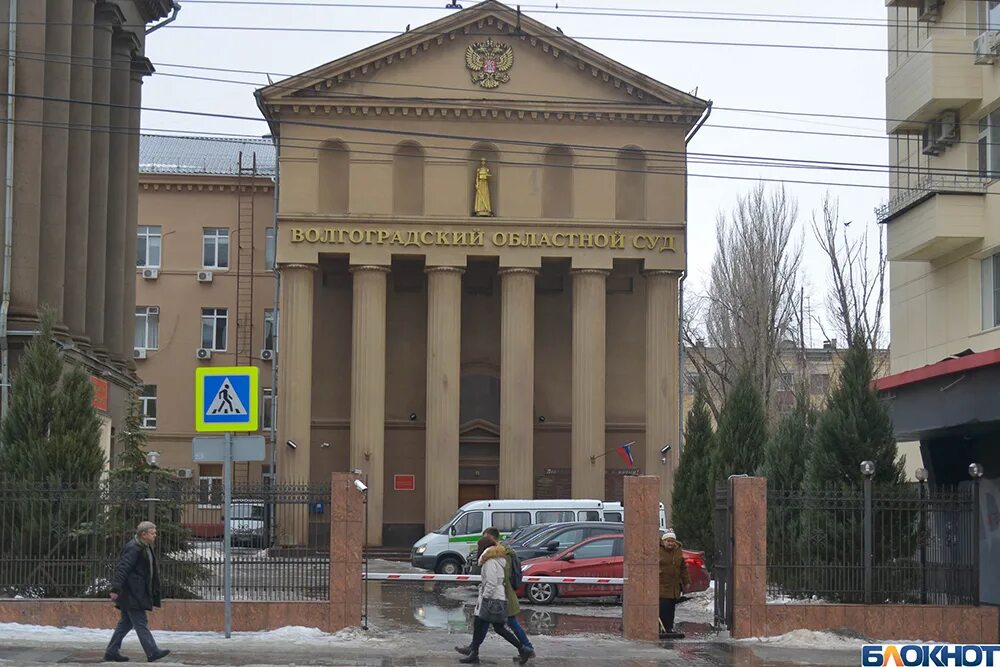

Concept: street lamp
[[915, 468, 928, 483], [145, 451, 160, 523], [969, 463, 984, 479], [860, 460, 875, 478], [860, 460, 875, 603], [146, 450, 160, 468]]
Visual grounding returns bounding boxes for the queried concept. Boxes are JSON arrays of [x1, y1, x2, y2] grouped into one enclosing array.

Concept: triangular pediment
[[459, 418, 501, 439], [257, 0, 707, 117]]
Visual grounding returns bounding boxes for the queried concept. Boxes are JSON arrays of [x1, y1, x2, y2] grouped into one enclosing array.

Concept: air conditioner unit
[[260, 349, 274, 361], [147, 306, 160, 315], [921, 123, 942, 156], [133, 348, 147, 360], [197, 271, 213, 283], [917, 0, 942, 22], [936, 110, 960, 145], [196, 348, 212, 360], [176, 468, 194, 479], [975, 31, 1000, 64], [141, 268, 159, 280]]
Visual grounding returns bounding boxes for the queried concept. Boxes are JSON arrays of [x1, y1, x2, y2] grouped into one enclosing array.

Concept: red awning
[[873, 348, 1000, 392]]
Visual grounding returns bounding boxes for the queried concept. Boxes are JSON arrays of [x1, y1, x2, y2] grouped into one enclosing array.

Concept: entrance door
[[459, 483, 497, 507]]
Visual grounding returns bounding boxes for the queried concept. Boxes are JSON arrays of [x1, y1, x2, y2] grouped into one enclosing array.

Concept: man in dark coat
[[104, 522, 170, 663]]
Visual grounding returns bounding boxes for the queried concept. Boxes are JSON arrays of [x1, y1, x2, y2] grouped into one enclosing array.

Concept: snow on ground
[[739, 629, 870, 649], [0, 622, 387, 648]]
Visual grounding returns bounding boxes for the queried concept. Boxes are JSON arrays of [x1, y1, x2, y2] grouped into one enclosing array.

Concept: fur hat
[[662, 530, 677, 541]]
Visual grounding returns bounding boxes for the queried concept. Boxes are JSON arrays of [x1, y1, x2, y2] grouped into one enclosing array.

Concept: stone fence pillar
[[623, 475, 660, 640], [329, 472, 363, 632], [730, 476, 767, 639]]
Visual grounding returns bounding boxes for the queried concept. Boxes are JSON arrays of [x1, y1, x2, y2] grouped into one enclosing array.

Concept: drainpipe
[[269, 137, 280, 482], [146, 1, 181, 35], [678, 101, 713, 452], [2, 0, 18, 417]]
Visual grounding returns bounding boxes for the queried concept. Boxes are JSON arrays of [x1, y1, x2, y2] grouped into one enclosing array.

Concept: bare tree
[[812, 194, 887, 355], [685, 183, 803, 418]]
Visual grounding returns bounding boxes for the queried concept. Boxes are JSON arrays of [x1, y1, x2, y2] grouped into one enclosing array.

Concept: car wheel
[[437, 557, 463, 575], [526, 582, 557, 605]]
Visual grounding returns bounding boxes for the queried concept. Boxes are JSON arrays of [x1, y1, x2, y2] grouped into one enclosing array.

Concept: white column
[[499, 268, 536, 499], [571, 269, 608, 500]]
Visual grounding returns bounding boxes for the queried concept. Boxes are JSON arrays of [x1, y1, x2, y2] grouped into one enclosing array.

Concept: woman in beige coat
[[455, 537, 525, 664]]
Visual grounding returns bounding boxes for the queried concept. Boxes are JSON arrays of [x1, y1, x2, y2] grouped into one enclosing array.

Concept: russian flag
[[616, 441, 636, 468]]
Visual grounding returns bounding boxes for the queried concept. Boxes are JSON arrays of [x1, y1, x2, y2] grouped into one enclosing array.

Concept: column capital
[[499, 267, 538, 277], [279, 263, 318, 273], [131, 57, 155, 80], [349, 264, 391, 274], [95, 2, 125, 27], [570, 268, 610, 277], [642, 269, 682, 279], [424, 265, 465, 276]]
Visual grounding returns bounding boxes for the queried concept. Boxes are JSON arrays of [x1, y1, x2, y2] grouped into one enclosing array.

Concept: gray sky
[[142, 0, 889, 343]]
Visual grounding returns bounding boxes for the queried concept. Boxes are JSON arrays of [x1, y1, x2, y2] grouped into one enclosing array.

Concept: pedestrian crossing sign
[[195, 366, 259, 433]]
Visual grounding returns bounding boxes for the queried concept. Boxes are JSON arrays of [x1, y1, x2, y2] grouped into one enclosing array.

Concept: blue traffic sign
[[195, 366, 259, 433]]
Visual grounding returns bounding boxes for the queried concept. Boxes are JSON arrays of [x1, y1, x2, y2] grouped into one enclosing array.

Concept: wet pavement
[[0, 582, 859, 666]]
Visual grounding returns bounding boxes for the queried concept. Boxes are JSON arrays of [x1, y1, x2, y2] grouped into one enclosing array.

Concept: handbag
[[477, 597, 508, 624]]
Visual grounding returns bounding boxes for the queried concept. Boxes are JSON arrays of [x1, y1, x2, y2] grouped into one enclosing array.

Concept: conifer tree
[[671, 385, 716, 558], [761, 387, 817, 491], [713, 370, 768, 484], [806, 336, 903, 489]]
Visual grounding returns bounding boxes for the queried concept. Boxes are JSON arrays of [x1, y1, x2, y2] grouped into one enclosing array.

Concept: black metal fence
[[767, 482, 978, 605], [712, 485, 733, 629], [0, 474, 332, 601]]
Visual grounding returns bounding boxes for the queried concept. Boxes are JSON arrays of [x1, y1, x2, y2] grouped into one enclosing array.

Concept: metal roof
[[139, 134, 276, 177]]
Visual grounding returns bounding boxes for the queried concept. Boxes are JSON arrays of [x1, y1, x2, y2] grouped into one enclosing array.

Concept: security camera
[[353, 479, 368, 493], [660, 445, 672, 455], [320, 442, 330, 448], [286, 440, 297, 449]]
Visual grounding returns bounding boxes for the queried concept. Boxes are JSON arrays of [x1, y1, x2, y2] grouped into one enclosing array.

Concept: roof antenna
[[445, 1, 462, 8], [516, 5, 522, 34]]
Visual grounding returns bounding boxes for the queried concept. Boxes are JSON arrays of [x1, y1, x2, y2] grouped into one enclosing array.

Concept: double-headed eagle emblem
[[465, 38, 514, 89]]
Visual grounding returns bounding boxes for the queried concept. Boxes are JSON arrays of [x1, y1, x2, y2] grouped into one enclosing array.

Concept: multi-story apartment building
[[0, 1, 176, 463], [134, 135, 277, 485], [879, 2, 1000, 490]]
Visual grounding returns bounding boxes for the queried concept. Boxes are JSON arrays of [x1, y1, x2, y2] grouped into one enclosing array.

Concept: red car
[[515, 534, 709, 605]]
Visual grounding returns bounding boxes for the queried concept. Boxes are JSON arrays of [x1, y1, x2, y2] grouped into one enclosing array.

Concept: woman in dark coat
[[658, 530, 690, 637], [104, 522, 170, 663]]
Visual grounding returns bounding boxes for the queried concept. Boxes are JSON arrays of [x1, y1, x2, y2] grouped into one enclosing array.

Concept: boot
[[459, 653, 480, 664], [103, 653, 129, 662], [454, 645, 473, 656], [515, 647, 535, 663], [147, 650, 171, 663]]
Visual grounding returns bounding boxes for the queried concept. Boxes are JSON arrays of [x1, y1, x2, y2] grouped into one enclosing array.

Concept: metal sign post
[[222, 431, 233, 639], [193, 366, 261, 639]]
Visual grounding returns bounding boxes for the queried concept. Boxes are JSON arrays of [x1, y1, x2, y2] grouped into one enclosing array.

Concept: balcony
[[885, 35, 982, 134], [876, 174, 988, 261]]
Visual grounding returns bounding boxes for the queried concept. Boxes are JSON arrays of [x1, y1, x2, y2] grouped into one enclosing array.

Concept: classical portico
[[260, 0, 707, 545]]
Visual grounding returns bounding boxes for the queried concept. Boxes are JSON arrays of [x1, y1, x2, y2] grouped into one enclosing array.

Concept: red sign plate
[[394, 474, 415, 491]]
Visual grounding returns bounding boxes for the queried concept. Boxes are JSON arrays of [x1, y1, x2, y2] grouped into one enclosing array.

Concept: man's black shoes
[[147, 649, 171, 663], [103, 653, 129, 662]]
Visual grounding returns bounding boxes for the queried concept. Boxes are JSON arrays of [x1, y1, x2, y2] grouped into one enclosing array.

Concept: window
[[201, 308, 228, 350], [134, 307, 159, 350], [139, 385, 157, 429], [198, 465, 223, 506], [453, 511, 483, 536], [604, 511, 622, 522], [810, 373, 831, 394], [578, 510, 601, 521], [202, 228, 229, 269], [571, 538, 616, 560], [263, 309, 276, 351], [551, 528, 586, 549], [262, 388, 273, 430], [982, 253, 1000, 329], [264, 227, 276, 271], [778, 372, 794, 391], [979, 112, 1000, 179], [981, 0, 1000, 30], [137, 226, 161, 268], [536, 510, 575, 524], [491, 511, 531, 533]]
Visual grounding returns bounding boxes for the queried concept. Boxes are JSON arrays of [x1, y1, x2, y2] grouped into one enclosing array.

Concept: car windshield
[[231, 504, 264, 520], [434, 511, 462, 535], [523, 526, 563, 547], [507, 524, 549, 545]]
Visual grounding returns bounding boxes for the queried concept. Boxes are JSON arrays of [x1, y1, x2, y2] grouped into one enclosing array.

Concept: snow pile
[[740, 628, 868, 649]]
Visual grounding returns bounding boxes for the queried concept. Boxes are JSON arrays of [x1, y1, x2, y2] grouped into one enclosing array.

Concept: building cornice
[[140, 174, 275, 192]]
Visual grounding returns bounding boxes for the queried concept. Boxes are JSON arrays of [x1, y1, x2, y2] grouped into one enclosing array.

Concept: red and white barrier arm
[[363, 572, 624, 585]]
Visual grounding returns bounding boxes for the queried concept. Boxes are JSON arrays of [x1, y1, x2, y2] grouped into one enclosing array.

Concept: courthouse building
[[0, 1, 175, 458], [258, 0, 709, 546]]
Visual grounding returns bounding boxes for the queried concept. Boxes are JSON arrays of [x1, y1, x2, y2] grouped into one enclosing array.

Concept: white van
[[411, 499, 606, 574], [602, 502, 667, 530]]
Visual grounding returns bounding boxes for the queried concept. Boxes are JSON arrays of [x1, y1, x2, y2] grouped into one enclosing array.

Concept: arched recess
[[469, 143, 500, 216], [615, 146, 647, 221], [318, 139, 350, 213], [542, 145, 573, 219], [393, 141, 425, 215]]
